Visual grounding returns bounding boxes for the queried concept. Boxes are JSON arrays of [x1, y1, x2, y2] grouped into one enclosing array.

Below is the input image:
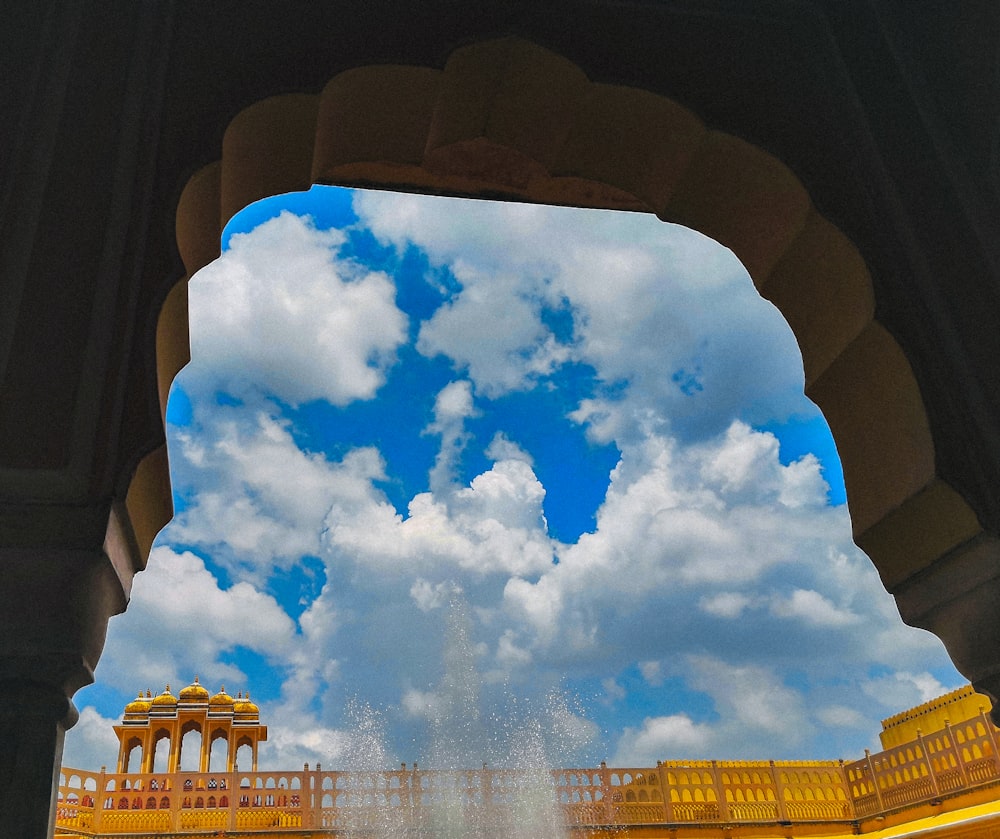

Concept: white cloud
[[861, 672, 958, 713], [639, 661, 664, 686], [700, 592, 753, 619], [259, 721, 353, 769], [769, 589, 860, 628], [355, 190, 807, 443], [426, 380, 478, 493], [601, 678, 627, 704], [485, 432, 534, 466], [73, 190, 968, 776], [495, 629, 533, 672], [410, 579, 455, 612], [188, 211, 406, 407], [613, 715, 715, 765], [97, 546, 297, 695], [686, 656, 809, 740], [814, 705, 869, 729], [325, 457, 555, 581], [63, 707, 122, 772], [429, 379, 478, 429], [168, 410, 389, 577], [418, 264, 570, 396]]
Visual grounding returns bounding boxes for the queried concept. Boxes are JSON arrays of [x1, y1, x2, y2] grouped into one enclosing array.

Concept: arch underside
[[139, 37, 997, 711]]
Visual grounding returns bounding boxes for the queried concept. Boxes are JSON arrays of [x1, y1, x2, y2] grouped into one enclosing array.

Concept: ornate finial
[[194, 675, 200, 684], [165, 684, 171, 692], [146, 689, 152, 698], [220, 685, 225, 693]]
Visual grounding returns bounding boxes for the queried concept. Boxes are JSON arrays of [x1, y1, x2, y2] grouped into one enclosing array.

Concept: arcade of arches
[[2, 3, 998, 837], [114, 678, 266, 776]]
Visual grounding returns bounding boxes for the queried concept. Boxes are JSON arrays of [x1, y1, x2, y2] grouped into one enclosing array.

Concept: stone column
[[0, 543, 130, 839]]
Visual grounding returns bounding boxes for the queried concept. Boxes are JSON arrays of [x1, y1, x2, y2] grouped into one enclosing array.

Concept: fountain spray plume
[[418, 589, 569, 839], [332, 587, 592, 837]]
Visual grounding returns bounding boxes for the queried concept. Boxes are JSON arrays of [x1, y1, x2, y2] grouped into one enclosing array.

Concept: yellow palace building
[[54, 681, 1000, 838]]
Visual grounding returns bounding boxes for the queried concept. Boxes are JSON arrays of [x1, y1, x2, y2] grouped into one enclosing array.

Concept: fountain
[[335, 594, 588, 837]]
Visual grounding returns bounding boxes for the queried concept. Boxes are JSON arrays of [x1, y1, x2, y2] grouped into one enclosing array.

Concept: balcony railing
[[56, 713, 1000, 835]]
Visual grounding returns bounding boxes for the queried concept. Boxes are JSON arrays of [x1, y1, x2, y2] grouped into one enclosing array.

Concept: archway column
[[0, 541, 129, 839]]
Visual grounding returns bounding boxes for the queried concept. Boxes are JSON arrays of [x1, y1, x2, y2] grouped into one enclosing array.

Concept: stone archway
[[5, 7, 998, 837], [143, 38, 987, 700]]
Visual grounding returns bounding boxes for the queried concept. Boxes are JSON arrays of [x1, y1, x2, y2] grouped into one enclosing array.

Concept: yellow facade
[[878, 685, 994, 751], [55, 684, 1000, 838]]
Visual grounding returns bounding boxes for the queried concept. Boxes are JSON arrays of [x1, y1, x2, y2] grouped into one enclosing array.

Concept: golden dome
[[210, 685, 235, 706], [233, 691, 259, 717], [179, 676, 210, 702], [151, 684, 177, 706], [124, 690, 152, 715]]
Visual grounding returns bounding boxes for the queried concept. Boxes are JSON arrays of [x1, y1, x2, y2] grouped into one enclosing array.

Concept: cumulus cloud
[[700, 592, 754, 619], [355, 190, 807, 443], [67, 190, 966, 774], [639, 661, 665, 686], [168, 409, 389, 577], [770, 589, 860, 628], [410, 579, 459, 613], [612, 656, 813, 764], [63, 707, 122, 771], [324, 457, 555, 581], [418, 264, 571, 396], [426, 380, 479, 493], [613, 715, 716, 765], [97, 547, 297, 694], [188, 211, 406, 407], [861, 672, 955, 713]]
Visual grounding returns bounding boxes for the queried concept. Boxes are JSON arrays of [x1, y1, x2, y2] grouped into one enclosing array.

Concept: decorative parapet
[[55, 724, 1000, 836]]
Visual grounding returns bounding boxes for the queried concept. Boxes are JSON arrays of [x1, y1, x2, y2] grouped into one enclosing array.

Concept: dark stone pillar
[[0, 681, 76, 837], [0, 545, 129, 838]]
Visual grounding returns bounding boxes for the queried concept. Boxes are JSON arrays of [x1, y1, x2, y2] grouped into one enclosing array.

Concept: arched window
[[125, 743, 142, 773], [152, 734, 171, 774], [235, 742, 253, 770]]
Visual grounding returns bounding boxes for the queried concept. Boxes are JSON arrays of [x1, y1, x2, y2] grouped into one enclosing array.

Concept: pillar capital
[[0, 544, 129, 699]]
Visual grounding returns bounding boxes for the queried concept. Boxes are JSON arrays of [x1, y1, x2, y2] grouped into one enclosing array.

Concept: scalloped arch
[[150, 36, 981, 619]]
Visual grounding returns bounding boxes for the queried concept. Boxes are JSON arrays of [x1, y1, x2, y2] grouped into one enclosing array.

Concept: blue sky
[[64, 186, 963, 772]]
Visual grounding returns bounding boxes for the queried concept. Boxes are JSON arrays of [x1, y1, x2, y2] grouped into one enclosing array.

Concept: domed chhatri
[[150, 684, 177, 706], [178, 675, 210, 703], [123, 690, 152, 717], [233, 691, 259, 719], [209, 685, 235, 707]]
